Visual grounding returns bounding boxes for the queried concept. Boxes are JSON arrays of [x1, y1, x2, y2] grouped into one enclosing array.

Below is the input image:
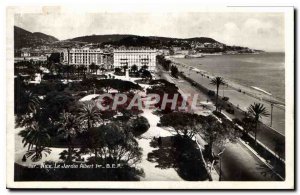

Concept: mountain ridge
[[14, 26, 59, 49], [14, 26, 259, 52]]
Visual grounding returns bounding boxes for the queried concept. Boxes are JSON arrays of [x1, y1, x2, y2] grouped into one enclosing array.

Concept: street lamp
[[270, 103, 274, 127], [218, 148, 226, 181]]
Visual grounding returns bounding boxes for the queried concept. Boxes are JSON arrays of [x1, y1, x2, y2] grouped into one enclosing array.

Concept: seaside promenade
[[176, 63, 285, 135], [172, 63, 285, 159], [156, 65, 283, 181]]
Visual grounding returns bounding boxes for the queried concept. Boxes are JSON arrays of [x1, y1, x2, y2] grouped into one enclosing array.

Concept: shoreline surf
[[170, 57, 285, 109]]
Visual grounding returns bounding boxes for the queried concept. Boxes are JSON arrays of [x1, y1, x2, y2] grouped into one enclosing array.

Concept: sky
[[15, 12, 285, 52]]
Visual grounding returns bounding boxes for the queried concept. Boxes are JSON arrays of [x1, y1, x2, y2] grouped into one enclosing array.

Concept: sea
[[173, 52, 285, 102]]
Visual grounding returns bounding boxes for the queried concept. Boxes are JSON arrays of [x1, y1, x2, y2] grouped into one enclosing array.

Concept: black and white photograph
[[6, 5, 295, 189]]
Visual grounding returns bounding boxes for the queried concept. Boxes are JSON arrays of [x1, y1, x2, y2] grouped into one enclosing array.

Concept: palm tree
[[210, 77, 226, 111], [58, 111, 80, 162], [77, 102, 102, 129], [247, 103, 270, 145], [18, 122, 51, 162], [22, 92, 40, 115], [15, 91, 40, 127]]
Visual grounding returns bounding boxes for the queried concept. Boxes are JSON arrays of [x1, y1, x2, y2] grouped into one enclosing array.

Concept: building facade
[[63, 48, 113, 69], [113, 49, 157, 71], [64, 48, 103, 65]]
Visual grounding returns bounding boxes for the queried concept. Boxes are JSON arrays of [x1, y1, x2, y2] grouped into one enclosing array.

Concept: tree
[[141, 70, 152, 81], [129, 116, 150, 136], [157, 55, 171, 71], [58, 111, 80, 163], [141, 65, 149, 70], [210, 77, 226, 111], [85, 122, 142, 166], [77, 65, 86, 79], [146, 80, 183, 113], [84, 126, 104, 162], [89, 63, 97, 74], [131, 64, 138, 73], [159, 112, 204, 139], [247, 103, 269, 145], [15, 90, 40, 119], [14, 76, 41, 127], [18, 121, 51, 162], [202, 116, 240, 158], [115, 67, 121, 73], [170, 65, 179, 78], [77, 101, 102, 129], [42, 91, 75, 122], [48, 53, 61, 63], [114, 79, 142, 93], [62, 65, 73, 81]]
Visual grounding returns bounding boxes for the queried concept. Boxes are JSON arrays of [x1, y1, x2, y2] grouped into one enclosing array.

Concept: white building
[[63, 48, 113, 69], [64, 48, 104, 65], [113, 49, 157, 71]]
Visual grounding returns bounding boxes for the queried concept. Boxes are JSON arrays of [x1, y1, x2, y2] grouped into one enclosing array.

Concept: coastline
[[168, 58, 285, 135], [170, 58, 285, 108], [156, 63, 285, 173]]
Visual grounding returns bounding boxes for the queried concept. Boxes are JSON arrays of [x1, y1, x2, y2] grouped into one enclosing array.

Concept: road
[[213, 140, 281, 181], [156, 66, 282, 181]]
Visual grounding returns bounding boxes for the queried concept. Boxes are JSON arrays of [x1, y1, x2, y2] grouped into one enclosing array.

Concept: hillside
[[14, 26, 59, 49], [66, 34, 220, 48], [14, 27, 260, 52], [68, 34, 135, 44]]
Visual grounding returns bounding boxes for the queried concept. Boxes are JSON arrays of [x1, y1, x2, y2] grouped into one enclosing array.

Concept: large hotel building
[[62, 48, 157, 71], [63, 48, 113, 69], [113, 49, 157, 71]]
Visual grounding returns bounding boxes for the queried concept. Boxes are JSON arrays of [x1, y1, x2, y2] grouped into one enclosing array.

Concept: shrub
[[222, 96, 229, 101], [130, 116, 150, 136], [207, 90, 215, 96]]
